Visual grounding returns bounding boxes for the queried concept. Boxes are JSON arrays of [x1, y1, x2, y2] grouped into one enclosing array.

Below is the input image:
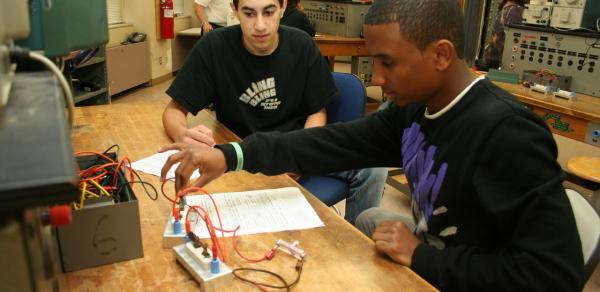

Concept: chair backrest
[[326, 72, 366, 123], [565, 188, 600, 282]]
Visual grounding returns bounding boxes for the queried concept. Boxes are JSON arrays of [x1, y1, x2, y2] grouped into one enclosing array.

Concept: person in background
[[163, 0, 386, 225], [194, 0, 231, 34], [160, 0, 583, 290], [281, 0, 315, 36], [476, 0, 525, 71]]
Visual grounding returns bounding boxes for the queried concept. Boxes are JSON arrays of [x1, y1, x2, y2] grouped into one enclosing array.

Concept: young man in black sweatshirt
[[160, 0, 584, 290]]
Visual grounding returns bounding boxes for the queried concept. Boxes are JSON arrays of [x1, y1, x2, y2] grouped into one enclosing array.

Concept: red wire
[[161, 183, 275, 264], [231, 227, 270, 263], [112, 157, 134, 188], [180, 187, 229, 261], [186, 204, 225, 261], [75, 151, 139, 209]]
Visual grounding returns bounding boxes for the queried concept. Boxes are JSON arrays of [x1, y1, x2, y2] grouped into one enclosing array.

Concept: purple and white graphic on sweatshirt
[[402, 122, 448, 235]]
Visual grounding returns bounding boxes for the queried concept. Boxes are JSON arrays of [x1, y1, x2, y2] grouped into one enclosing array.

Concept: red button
[[49, 205, 72, 227]]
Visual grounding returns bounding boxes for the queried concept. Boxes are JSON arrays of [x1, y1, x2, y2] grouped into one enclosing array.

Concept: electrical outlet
[[173, 244, 233, 291]]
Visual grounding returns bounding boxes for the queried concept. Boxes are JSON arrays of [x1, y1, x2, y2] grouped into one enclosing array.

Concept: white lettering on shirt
[[239, 77, 281, 110]]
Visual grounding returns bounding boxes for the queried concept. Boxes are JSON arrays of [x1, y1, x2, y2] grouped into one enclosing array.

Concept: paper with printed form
[[185, 187, 325, 238], [131, 150, 200, 180]]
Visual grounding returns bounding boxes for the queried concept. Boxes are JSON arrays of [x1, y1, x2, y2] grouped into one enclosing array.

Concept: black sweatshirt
[[219, 78, 584, 291], [281, 5, 315, 37]]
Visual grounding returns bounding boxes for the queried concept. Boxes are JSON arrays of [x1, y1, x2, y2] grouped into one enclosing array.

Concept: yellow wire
[[89, 179, 111, 197], [81, 188, 100, 198], [79, 182, 87, 209]]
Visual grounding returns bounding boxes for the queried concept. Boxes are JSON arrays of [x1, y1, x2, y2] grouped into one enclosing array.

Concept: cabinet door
[[106, 41, 150, 96]]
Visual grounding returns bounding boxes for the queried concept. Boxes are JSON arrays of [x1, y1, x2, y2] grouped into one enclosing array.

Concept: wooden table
[[568, 157, 600, 183], [493, 81, 600, 148], [567, 156, 600, 211], [313, 34, 369, 70], [59, 101, 435, 291]]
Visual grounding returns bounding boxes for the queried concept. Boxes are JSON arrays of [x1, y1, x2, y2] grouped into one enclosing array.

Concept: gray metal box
[[550, 0, 600, 30], [522, 69, 572, 92], [501, 24, 600, 97], [351, 56, 373, 86], [523, 4, 553, 26], [304, 0, 371, 37], [55, 154, 143, 272]]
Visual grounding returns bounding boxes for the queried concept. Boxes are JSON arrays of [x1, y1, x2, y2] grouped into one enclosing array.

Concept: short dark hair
[[232, 0, 285, 9], [498, 0, 526, 11], [364, 0, 465, 59]]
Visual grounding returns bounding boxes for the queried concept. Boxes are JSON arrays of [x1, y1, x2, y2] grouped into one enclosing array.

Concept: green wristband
[[229, 142, 244, 171]]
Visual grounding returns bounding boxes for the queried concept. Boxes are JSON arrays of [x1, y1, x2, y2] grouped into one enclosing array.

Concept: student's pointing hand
[[159, 143, 227, 193]]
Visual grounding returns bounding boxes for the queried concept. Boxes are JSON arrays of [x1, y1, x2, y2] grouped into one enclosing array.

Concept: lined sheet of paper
[[131, 150, 201, 180], [184, 187, 325, 238]]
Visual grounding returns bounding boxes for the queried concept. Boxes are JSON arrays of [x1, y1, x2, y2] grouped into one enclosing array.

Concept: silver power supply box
[[523, 3, 553, 26], [551, 0, 600, 30], [501, 24, 600, 97], [351, 56, 373, 86], [522, 0, 600, 30], [304, 0, 371, 37]]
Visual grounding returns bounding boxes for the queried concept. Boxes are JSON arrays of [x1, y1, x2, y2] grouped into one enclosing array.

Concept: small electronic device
[[276, 239, 307, 260], [523, 3, 553, 26], [522, 69, 572, 92], [173, 243, 233, 291], [531, 83, 551, 93], [550, 0, 600, 30], [126, 32, 147, 44], [554, 89, 576, 100], [501, 24, 600, 97], [304, 0, 371, 37], [351, 57, 373, 86], [163, 208, 188, 247]]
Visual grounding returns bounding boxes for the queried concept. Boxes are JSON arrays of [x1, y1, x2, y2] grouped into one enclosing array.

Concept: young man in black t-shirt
[[163, 0, 386, 225]]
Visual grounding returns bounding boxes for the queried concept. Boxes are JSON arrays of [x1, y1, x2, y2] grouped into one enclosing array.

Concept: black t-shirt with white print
[[167, 25, 337, 138]]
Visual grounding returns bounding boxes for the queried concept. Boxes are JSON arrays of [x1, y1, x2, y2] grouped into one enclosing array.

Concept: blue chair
[[298, 72, 366, 206]]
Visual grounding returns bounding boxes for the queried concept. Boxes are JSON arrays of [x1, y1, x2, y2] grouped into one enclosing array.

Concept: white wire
[[28, 51, 75, 129]]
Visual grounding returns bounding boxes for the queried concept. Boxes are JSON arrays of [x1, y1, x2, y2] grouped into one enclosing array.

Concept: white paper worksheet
[[131, 150, 201, 180], [183, 187, 325, 238]]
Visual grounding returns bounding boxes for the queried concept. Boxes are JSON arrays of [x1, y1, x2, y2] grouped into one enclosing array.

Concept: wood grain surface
[[59, 101, 436, 291]]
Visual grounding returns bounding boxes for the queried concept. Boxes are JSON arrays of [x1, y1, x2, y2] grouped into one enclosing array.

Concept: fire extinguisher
[[160, 0, 174, 39]]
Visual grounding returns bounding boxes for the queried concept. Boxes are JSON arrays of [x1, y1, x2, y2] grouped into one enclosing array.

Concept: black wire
[[116, 179, 159, 201], [581, 37, 600, 66], [232, 259, 304, 291], [103, 144, 158, 201], [102, 144, 120, 157], [288, 260, 304, 289], [233, 267, 290, 291], [81, 144, 158, 201], [129, 169, 159, 200]]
